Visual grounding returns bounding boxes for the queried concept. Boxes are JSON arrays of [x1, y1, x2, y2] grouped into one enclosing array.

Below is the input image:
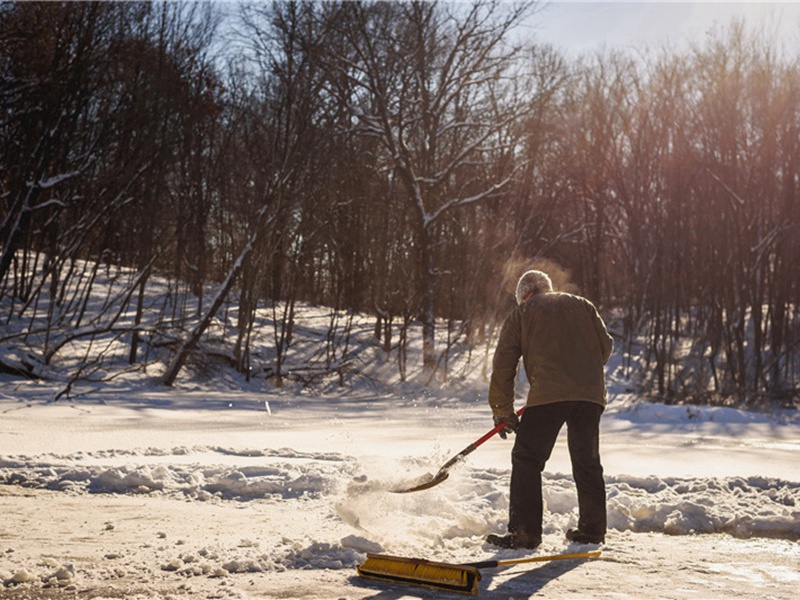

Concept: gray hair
[[515, 270, 553, 304]]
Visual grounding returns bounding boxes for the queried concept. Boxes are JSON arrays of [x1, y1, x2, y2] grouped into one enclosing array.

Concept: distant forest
[[1, 1, 798, 406]]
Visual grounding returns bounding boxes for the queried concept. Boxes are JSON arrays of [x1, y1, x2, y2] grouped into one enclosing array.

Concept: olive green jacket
[[488, 292, 613, 418]]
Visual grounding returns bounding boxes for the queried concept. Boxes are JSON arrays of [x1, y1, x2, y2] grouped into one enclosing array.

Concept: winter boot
[[486, 533, 542, 550], [565, 528, 604, 544]]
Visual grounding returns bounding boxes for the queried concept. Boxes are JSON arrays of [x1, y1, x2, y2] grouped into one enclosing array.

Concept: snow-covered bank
[[2, 445, 799, 543], [1, 384, 799, 598]]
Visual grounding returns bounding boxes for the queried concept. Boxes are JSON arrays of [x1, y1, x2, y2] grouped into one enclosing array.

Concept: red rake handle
[[436, 406, 526, 474]]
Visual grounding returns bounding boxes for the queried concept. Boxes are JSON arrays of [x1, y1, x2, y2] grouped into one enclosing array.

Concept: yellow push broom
[[357, 550, 601, 595]]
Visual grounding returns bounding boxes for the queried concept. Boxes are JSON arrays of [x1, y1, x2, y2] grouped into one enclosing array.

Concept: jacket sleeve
[[587, 301, 613, 365], [488, 309, 522, 418]]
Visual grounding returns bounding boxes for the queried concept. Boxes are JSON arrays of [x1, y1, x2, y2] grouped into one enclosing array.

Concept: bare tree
[[327, 0, 541, 375]]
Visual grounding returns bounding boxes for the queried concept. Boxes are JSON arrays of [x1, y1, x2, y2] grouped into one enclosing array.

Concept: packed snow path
[[1, 388, 798, 598]]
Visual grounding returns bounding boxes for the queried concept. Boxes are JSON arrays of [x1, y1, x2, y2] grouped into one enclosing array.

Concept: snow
[[1, 383, 798, 599], [0, 261, 798, 598]]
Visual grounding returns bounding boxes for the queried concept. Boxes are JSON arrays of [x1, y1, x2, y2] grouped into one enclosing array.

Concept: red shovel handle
[[437, 406, 526, 472], [393, 406, 527, 493]]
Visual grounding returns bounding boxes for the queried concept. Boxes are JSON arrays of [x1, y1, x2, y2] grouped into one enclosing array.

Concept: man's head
[[515, 270, 553, 304]]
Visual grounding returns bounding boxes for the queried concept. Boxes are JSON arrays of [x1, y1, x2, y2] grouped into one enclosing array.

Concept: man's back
[[489, 291, 613, 414], [519, 292, 612, 406]]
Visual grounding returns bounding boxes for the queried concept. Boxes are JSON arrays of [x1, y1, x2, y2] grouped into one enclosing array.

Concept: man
[[486, 270, 613, 549]]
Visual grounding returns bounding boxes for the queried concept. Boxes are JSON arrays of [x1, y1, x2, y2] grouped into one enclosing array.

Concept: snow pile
[[0, 446, 355, 500], [4, 445, 796, 546], [158, 539, 363, 576], [281, 541, 364, 571], [607, 475, 799, 540], [0, 538, 364, 592], [342, 468, 800, 547], [610, 399, 799, 426], [1, 562, 77, 591]]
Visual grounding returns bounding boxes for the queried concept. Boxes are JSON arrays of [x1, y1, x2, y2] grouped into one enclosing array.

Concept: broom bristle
[[357, 553, 481, 595]]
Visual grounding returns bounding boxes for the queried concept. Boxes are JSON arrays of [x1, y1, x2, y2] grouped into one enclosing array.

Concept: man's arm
[[587, 301, 613, 365], [488, 310, 522, 418]]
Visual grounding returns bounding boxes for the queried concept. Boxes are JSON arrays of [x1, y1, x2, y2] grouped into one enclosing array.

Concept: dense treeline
[[1, 1, 798, 406]]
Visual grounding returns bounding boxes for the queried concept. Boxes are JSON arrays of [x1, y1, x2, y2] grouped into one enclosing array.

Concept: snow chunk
[[283, 542, 363, 570], [92, 467, 168, 493], [9, 569, 35, 584], [340, 535, 382, 554]]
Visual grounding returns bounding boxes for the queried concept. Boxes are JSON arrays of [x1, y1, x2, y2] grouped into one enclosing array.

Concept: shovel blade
[[392, 470, 450, 493]]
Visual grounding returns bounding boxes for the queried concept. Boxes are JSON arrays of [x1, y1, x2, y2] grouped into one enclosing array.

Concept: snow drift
[[2, 444, 798, 543]]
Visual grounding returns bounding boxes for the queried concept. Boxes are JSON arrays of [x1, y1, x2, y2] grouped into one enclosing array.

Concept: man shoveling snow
[[486, 269, 614, 550]]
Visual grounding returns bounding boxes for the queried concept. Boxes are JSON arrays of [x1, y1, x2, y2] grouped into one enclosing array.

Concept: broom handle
[[467, 550, 601, 569], [436, 406, 526, 473]]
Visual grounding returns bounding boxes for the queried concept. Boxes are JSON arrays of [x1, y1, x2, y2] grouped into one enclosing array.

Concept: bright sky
[[528, 1, 800, 56]]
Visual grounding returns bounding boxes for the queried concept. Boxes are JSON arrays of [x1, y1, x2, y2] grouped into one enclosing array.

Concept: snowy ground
[[1, 381, 798, 599]]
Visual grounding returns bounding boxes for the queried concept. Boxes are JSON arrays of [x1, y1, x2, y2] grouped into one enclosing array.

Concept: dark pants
[[509, 401, 606, 539]]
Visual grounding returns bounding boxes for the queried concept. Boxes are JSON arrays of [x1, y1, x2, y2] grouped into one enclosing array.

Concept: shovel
[[392, 406, 526, 493]]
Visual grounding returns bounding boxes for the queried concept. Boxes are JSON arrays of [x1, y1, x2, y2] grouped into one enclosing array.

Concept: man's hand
[[494, 413, 519, 439]]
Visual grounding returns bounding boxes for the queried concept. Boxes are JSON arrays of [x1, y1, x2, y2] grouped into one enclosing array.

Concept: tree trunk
[[420, 224, 436, 375]]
